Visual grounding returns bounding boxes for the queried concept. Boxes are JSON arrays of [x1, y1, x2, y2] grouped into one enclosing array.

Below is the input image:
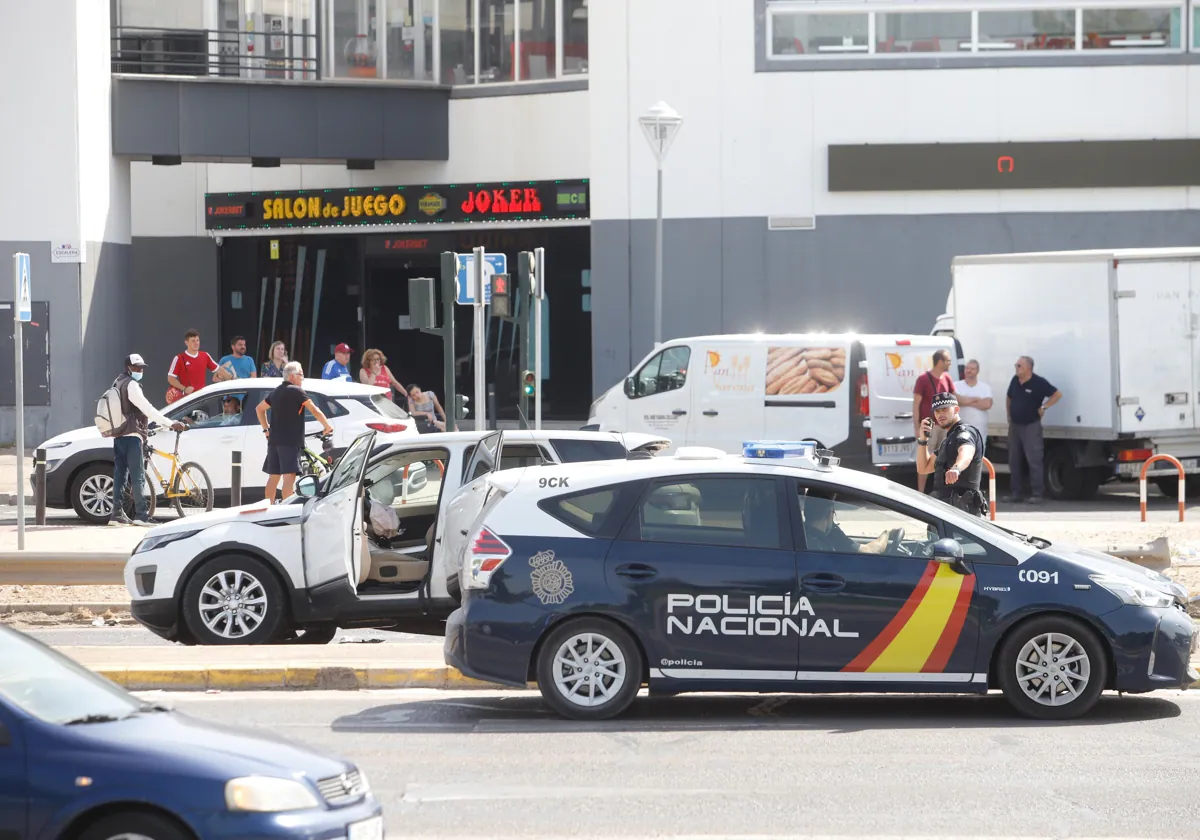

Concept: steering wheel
[[884, 527, 906, 555]]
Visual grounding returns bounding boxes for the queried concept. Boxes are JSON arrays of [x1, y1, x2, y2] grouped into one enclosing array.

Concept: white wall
[[591, 0, 1200, 222], [132, 89, 591, 237]]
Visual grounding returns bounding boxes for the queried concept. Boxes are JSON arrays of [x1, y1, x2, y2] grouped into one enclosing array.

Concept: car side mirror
[[623, 376, 636, 398], [932, 538, 966, 569], [295, 474, 320, 498]]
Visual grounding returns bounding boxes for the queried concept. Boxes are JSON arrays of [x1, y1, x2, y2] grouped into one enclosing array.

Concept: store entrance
[[364, 257, 449, 402]]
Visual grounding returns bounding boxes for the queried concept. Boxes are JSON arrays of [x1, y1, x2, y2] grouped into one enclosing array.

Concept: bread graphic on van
[[765, 346, 846, 395]]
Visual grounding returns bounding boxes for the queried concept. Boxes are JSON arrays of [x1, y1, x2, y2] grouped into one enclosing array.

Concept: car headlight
[[42, 441, 70, 450], [133, 530, 200, 554], [225, 777, 321, 812], [1090, 573, 1175, 608]]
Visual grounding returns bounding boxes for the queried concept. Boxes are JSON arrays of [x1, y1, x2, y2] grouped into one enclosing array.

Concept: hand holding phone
[[921, 417, 933, 436]]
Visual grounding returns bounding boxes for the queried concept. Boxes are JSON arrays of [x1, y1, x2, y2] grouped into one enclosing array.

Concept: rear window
[[539, 482, 642, 538], [350, 394, 410, 419], [550, 438, 628, 463]]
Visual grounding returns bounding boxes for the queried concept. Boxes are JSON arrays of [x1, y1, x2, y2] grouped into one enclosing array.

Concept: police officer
[[916, 391, 987, 516]]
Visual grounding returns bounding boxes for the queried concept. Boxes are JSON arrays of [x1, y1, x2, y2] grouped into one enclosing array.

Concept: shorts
[[264, 444, 300, 476]]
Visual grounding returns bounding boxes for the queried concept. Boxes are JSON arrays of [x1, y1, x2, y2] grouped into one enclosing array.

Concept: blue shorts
[[264, 444, 300, 476]]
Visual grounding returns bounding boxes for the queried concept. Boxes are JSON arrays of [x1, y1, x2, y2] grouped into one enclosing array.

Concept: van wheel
[[536, 618, 642, 720], [181, 555, 288, 645], [997, 616, 1107, 720], [1044, 448, 1084, 501]]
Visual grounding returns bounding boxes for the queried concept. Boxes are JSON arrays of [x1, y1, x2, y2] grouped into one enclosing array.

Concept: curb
[[0, 602, 129, 616], [96, 664, 509, 692], [0, 494, 34, 506]]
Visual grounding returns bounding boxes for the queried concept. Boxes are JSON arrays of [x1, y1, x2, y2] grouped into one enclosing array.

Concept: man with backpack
[[97, 354, 185, 526]]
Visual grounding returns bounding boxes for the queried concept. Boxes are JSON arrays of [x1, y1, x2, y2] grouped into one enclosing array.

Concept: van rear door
[[863, 337, 952, 467]]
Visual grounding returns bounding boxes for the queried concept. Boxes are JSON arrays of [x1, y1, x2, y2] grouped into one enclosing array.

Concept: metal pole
[[654, 164, 664, 348], [473, 245, 486, 432], [231, 450, 242, 507], [534, 246, 545, 430], [440, 252, 457, 431], [34, 447, 45, 525], [13, 255, 24, 550]]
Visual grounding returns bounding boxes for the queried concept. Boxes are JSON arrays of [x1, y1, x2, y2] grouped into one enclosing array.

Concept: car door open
[[302, 431, 376, 596]]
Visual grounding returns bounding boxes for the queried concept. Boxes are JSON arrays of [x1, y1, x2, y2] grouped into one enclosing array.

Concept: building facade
[[3, 0, 1200, 441]]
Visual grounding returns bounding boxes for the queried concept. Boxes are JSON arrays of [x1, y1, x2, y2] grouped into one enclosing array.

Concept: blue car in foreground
[[0, 626, 382, 840]]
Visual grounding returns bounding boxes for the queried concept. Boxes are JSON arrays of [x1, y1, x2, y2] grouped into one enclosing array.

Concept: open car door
[[302, 430, 376, 593]]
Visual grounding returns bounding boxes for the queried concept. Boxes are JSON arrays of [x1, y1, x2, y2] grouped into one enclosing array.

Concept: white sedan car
[[34, 378, 417, 524], [123, 429, 668, 645]]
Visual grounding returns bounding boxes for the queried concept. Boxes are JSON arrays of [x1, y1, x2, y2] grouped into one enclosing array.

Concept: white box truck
[[943, 247, 1200, 500]]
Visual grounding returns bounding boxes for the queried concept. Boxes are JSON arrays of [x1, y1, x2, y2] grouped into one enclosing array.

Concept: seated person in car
[[220, 396, 242, 426], [802, 495, 889, 555]]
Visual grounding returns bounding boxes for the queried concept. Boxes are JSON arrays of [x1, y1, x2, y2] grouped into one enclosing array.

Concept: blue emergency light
[[742, 441, 816, 460]]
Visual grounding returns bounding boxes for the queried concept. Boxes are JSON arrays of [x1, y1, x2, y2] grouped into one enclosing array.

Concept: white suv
[[35, 378, 418, 524]]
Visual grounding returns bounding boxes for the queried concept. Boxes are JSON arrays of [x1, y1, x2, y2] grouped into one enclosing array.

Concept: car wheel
[[536, 618, 643, 720], [181, 554, 288, 645], [78, 810, 189, 840], [70, 463, 156, 524], [1154, 475, 1200, 499], [997, 616, 1107, 720]]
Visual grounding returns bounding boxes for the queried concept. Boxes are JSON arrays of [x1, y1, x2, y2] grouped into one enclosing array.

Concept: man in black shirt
[[916, 391, 987, 516], [1005, 356, 1062, 504], [255, 361, 333, 503]]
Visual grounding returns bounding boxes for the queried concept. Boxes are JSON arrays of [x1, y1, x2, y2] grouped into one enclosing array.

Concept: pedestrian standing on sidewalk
[[359, 349, 405, 400], [1005, 355, 1063, 504], [167, 329, 228, 404], [912, 349, 956, 494], [261, 341, 288, 378], [954, 359, 993, 449], [218, 335, 257, 380], [109, 354, 185, 526], [256, 362, 333, 503]]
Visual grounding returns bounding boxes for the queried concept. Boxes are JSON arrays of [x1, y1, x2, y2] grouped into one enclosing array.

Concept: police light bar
[[742, 441, 816, 460]]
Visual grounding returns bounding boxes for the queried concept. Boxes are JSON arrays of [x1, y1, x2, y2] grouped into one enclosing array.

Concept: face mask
[[130, 371, 143, 381]]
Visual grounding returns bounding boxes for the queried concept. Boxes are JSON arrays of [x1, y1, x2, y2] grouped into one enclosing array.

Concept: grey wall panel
[[80, 242, 132, 415], [128, 237, 219, 396], [591, 210, 1200, 399], [180, 83, 251, 158], [113, 79, 450, 162]]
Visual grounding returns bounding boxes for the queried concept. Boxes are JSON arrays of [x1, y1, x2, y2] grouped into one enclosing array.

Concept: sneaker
[[108, 514, 133, 527], [130, 518, 154, 527]]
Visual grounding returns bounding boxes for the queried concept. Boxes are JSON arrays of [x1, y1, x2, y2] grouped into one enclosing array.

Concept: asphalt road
[[148, 687, 1200, 839]]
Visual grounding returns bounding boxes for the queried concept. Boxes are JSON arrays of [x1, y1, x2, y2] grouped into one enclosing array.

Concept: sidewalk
[[0, 523, 143, 553], [0, 449, 34, 504], [64, 643, 505, 691]]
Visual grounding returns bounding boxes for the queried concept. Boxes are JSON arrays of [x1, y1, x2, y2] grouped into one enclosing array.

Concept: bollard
[[401, 464, 410, 505], [1139, 454, 1185, 522], [231, 450, 242, 508], [34, 447, 46, 525], [981, 457, 996, 521]]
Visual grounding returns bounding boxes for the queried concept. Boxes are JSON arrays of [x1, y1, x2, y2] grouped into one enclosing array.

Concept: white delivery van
[[949, 247, 1200, 500], [587, 333, 958, 471]]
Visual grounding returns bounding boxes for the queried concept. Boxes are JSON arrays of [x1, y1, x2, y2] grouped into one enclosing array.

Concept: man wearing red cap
[[321, 343, 354, 382]]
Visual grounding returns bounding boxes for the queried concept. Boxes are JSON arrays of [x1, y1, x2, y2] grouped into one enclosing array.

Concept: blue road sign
[[15, 253, 30, 322], [456, 253, 507, 305]]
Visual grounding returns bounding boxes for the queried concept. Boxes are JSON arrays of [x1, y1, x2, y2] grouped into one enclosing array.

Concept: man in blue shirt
[[322, 343, 354, 381], [218, 336, 257, 380], [1005, 355, 1063, 504]]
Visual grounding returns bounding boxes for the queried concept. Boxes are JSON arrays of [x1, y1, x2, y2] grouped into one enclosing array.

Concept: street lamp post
[[638, 101, 683, 348]]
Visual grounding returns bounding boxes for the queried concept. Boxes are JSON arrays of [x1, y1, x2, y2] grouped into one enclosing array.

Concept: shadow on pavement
[[331, 690, 1181, 735]]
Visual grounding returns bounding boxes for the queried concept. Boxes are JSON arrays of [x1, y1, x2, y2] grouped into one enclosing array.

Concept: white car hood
[[616, 432, 671, 453], [146, 498, 303, 537], [43, 424, 107, 449]]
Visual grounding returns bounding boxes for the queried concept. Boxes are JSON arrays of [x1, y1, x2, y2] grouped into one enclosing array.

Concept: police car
[[444, 442, 1197, 721]]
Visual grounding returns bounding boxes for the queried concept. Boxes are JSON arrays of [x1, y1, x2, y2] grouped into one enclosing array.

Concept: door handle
[[672, 409, 688, 416], [801, 572, 846, 592], [614, 563, 657, 580], [703, 410, 719, 417], [893, 413, 913, 420]]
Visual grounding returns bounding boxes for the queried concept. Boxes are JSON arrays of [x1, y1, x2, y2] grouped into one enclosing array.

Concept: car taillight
[[857, 373, 870, 418], [1117, 448, 1153, 462], [366, 422, 407, 433], [465, 526, 511, 590]]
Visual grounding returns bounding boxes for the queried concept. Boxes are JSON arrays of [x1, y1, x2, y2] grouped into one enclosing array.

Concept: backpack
[[95, 381, 126, 437]]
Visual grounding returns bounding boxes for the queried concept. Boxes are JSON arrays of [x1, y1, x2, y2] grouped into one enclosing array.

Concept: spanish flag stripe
[[921, 574, 977, 673], [842, 561, 939, 672], [866, 564, 969, 673]]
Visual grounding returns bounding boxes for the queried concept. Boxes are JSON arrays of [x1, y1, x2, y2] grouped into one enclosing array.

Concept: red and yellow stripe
[[843, 561, 975, 674]]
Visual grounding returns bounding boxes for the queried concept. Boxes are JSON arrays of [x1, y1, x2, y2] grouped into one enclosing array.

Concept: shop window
[[386, 0, 437, 80], [1082, 6, 1180, 49], [440, 0, 476, 83], [771, 10, 870, 56], [478, 0, 516, 82], [562, 0, 588, 74], [977, 9, 1076, 50], [875, 11, 972, 53]]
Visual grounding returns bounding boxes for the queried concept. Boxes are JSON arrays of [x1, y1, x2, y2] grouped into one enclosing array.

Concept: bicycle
[[135, 427, 214, 519], [299, 431, 336, 477]]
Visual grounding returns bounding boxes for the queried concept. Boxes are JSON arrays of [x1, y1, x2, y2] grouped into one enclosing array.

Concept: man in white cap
[[111, 354, 185, 526]]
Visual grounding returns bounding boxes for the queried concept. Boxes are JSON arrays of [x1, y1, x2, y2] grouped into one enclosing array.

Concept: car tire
[[1154, 475, 1200, 499], [181, 554, 288, 645], [996, 615, 1108, 721], [78, 810, 189, 840], [1043, 447, 1084, 501], [70, 463, 156, 524], [536, 617, 643, 721]]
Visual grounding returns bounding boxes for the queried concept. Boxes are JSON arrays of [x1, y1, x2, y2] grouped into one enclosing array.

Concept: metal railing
[[111, 26, 320, 80]]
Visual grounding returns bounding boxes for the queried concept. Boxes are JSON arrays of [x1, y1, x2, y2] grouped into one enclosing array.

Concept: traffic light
[[454, 394, 470, 420], [491, 273, 512, 318], [521, 370, 536, 398]]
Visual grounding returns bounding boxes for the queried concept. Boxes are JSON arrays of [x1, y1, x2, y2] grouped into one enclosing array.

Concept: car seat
[[741, 485, 778, 548], [643, 484, 702, 527]]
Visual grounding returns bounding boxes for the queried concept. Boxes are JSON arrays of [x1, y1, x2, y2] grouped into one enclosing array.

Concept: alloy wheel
[[1015, 631, 1091, 707], [197, 569, 269, 639], [551, 632, 627, 708]]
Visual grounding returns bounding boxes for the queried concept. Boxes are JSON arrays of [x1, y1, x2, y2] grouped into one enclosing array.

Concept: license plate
[[878, 443, 912, 457], [349, 816, 383, 840]]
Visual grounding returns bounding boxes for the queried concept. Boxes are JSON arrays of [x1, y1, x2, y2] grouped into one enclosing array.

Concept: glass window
[[541, 483, 640, 537], [551, 438, 628, 463], [562, 0, 588, 74], [350, 394, 409, 419], [1083, 7, 1180, 49], [518, 0, 556, 80], [631, 346, 691, 399], [386, 0, 437, 80], [440, 0, 476, 82], [363, 449, 449, 509], [499, 444, 548, 470], [875, 11, 972, 53], [479, 0, 515, 82], [638, 477, 782, 549], [799, 486, 936, 558], [331, 0, 381, 78], [771, 11, 869, 56], [168, 392, 249, 429], [977, 9, 1076, 51], [327, 432, 374, 493]]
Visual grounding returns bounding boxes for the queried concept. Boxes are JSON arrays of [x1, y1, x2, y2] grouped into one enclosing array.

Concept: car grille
[[315, 769, 367, 805]]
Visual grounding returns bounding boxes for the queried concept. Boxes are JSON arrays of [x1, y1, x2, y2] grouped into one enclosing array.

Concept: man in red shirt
[[166, 329, 229, 403], [912, 348, 956, 493]]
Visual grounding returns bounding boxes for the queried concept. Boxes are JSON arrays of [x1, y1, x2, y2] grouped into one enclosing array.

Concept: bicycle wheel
[[171, 461, 214, 517], [119, 470, 157, 522]]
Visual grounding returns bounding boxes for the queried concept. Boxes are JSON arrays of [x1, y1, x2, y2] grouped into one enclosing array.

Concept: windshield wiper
[[62, 713, 126, 725]]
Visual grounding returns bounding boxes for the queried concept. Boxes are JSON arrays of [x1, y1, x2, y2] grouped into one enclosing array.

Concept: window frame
[[620, 473, 794, 551], [629, 346, 691, 400]]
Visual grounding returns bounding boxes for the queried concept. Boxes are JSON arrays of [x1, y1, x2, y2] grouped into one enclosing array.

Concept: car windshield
[[0, 627, 146, 724]]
